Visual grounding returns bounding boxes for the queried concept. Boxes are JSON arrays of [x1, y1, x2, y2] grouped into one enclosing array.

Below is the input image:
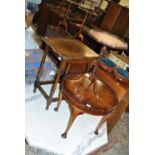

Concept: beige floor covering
[[25, 112, 128, 155]]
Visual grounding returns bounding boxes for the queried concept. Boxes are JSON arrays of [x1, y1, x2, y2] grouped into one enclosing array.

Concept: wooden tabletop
[[62, 73, 119, 115], [86, 29, 128, 50], [42, 37, 99, 60]]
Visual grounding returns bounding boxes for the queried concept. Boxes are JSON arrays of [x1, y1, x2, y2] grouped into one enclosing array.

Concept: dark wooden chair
[[54, 48, 124, 138]]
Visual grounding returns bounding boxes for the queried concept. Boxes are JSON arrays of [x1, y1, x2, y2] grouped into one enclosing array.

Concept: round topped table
[[57, 72, 119, 138], [87, 29, 128, 50]]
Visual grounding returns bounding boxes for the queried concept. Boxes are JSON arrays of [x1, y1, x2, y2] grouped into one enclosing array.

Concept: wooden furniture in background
[[86, 29, 128, 50], [74, 6, 98, 39], [69, 25, 128, 54], [33, 37, 98, 110], [55, 0, 81, 35], [36, 3, 65, 36], [100, 2, 129, 38], [80, 28, 128, 56], [36, 2, 85, 36]]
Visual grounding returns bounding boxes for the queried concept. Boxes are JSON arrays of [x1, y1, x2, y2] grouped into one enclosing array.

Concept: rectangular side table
[[33, 37, 99, 110]]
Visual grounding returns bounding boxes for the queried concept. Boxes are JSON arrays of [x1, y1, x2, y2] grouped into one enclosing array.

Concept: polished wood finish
[[42, 37, 98, 59], [98, 60, 114, 73], [94, 113, 112, 135], [34, 37, 99, 110], [62, 73, 119, 115], [72, 25, 128, 54], [61, 105, 83, 138], [55, 48, 128, 138], [95, 66, 129, 134], [57, 68, 128, 138]]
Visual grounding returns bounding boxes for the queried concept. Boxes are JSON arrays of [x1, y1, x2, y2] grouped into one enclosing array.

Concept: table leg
[[86, 61, 94, 73], [54, 2, 71, 35], [61, 105, 83, 138], [33, 50, 47, 93], [54, 63, 70, 111], [46, 61, 66, 110], [54, 90, 63, 112], [94, 113, 112, 135]]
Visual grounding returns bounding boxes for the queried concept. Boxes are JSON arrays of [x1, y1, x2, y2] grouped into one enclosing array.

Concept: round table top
[[62, 73, 119, 115], [88, 29, 128, 50]]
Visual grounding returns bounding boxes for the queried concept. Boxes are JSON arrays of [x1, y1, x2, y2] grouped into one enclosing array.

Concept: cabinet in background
[[100, 2, 129, 38]]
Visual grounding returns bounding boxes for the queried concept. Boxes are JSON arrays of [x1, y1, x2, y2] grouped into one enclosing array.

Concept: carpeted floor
[[25, 83, 108, 155], [25, 111, 128, 155]]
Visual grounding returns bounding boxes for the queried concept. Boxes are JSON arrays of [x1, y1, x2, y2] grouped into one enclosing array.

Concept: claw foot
[[94, 130, 98, 135], [61, 133, 67, 139], [54, 107, 58, 112], [33, 88, 36, 93], [46, 105, 49, 110]]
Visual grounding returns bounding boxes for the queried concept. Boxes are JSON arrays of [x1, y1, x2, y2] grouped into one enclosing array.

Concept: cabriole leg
[[61, 106, 83, 138]]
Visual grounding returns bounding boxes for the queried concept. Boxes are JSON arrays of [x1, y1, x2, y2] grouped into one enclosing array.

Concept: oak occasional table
[[33, 37, 99, 110]]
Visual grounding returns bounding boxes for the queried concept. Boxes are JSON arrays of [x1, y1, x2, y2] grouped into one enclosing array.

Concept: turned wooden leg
[[90, 46, 108, 81], [85, 62, 94, 73], [65, 24, 68, 35], [54, 90, 63, 112], [63, 21, 68, 35], [46, 62, 66, 110], [94, 113, 111, 135], [33, 50, 47, 93], [54, 20, 68, 35], [61, 106, 83, 138]]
